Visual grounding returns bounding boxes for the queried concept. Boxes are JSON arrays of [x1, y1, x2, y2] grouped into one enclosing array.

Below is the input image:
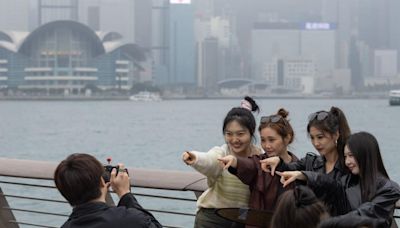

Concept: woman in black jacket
[[278, 132, 400, 227]]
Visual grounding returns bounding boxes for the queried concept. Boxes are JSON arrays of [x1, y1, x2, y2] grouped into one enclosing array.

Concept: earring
[[335, 140, 338, 146]]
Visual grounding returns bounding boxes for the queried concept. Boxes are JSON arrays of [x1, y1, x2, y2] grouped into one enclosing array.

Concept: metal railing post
[[0, 187, 19, 228]]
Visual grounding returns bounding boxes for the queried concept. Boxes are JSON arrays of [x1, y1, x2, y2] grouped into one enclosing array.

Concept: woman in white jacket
[[182, 96, 261, 228]]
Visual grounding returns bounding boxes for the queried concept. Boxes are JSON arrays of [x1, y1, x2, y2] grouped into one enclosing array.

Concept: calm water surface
[[0, 99, 399, 226]]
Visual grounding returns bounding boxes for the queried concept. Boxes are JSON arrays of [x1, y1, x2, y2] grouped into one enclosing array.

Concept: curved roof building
[[0, 20, 146, 93]]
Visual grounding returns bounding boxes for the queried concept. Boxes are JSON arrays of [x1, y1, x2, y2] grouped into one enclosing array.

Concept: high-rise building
[[164, 0, 196, 86], [200, 37, 219, 90], [321, 0, 359, 68], [358, 0, 390, 50], [134, 0, 152, 49], [251, 22, 335, 93], [0, 0, 30, 31], [87, 6, 100, 31], [251, 22, 336, 81], [38, 0, 79, 25], [151, 0, 169, 86], [374, 50, 398, 78]]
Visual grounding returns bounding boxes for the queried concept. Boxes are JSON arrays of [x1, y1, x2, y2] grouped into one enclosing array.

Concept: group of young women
[[182, 96, 400, 228]]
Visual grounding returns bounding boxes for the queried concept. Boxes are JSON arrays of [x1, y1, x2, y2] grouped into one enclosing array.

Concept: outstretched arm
[[184, 146, 226, 178]]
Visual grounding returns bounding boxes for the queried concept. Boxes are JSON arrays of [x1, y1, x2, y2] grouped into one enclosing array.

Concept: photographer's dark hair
[[346, 132, 389, 202], [54, 153, 104, 206], [271, 186, 329, 228], [307, 106, 351, 169], [223, 96, 260, 138]]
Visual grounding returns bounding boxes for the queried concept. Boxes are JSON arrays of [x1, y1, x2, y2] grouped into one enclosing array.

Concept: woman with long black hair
[[278, 132, 400, 227]]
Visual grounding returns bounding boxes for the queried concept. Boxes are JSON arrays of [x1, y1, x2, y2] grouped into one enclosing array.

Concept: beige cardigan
[[190, 144, 260, 209]]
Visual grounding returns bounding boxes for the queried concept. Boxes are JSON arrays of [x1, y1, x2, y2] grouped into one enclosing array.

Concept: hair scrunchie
[[240, 99, 252, 111], [294, 185, 318, 208]]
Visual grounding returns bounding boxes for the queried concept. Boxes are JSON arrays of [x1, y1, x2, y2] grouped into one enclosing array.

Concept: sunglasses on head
[[260, 115, 284, 124], [308, 111, 329, 121]]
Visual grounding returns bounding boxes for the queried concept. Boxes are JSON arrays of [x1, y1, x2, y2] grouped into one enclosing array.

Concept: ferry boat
[[389, 90, 400, 106], [129, 91, 162, 102]]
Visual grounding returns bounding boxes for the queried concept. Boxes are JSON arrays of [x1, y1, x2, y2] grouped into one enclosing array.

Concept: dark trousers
[[194, 208, 245, 228]]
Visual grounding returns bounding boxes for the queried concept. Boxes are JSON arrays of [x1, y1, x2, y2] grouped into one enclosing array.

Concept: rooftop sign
[[303, 22, 336, 30], [170, 0, 191, 4]]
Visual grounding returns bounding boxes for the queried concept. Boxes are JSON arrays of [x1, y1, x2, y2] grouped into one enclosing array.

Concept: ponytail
[[330, 107, 351, 168]]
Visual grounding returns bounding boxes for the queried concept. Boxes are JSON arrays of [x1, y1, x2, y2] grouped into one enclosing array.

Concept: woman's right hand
[[259, 156, 281, 175], [182, 151, 196, 165], [110, 163, 131, 198], [217, 155, 237, 169], [275, 171, 306, 188]]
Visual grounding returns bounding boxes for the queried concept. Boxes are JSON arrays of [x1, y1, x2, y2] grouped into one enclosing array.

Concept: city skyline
[[0, 0, 400, 97]]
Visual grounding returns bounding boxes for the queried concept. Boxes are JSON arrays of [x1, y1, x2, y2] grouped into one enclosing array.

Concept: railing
[[0, 157, 207, 228], [1, 157, 400, 228]]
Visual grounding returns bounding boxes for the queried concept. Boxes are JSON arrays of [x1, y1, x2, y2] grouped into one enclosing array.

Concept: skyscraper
[[0, 0, 30, 31], [38, 0, 79, 25], [162, 0, 195, 86]]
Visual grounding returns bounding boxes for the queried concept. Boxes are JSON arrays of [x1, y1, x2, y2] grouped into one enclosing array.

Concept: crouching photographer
[[54, 153, 162, 228]]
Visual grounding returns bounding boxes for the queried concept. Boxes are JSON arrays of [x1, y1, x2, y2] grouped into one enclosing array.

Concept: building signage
[[170, 0, 191, 4], [303, 22, 336, 30]]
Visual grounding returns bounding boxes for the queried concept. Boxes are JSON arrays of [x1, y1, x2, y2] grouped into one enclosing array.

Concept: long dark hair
[[346, 132, 389, 202], [222, 96, 260, 138], [307, 106, 351, 169]]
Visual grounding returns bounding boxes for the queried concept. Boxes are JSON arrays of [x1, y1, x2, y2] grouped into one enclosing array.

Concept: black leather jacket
[[318, 213, 386, 228], [304, 172, 400, 227], [279, 152, 345, 181], [61, 193, 162, 228]]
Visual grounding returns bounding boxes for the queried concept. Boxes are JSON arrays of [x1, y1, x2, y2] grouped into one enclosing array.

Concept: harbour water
[[0, 98, 400, 226]]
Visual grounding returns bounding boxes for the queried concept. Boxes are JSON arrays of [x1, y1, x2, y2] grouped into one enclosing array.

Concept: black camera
[[102, 157, 129, 183], [103, 164, 119, 183]]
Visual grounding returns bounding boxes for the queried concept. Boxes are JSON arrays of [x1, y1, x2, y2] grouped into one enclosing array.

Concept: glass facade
[[0, 20, 145, 92]]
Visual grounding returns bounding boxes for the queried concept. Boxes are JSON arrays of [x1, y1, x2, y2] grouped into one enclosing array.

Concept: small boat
[[389, 90, 400, 106], [129, 91, 162, 101]]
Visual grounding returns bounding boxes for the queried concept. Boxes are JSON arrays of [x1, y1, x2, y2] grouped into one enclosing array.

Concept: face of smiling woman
[[344, 145, 360, 175], [260, 127, 288, 157], [224, 120, 252, 156]]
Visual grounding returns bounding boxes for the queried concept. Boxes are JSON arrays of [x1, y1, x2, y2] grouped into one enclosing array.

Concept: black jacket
[[279, 152, 345, 181], [61, 193, 162, 228], [304, 172, 400, 227], [318, 213, 386, 228]]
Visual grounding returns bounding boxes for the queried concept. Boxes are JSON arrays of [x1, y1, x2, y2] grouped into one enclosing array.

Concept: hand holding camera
[[103, 158, 131, 198], [103, 157, 129, 183]]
